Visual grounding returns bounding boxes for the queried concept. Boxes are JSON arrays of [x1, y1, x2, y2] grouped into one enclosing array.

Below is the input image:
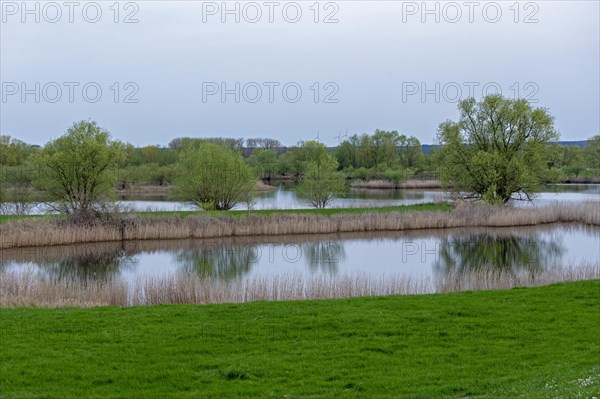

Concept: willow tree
[[33, 121, 126, 215], [296, 141, 346, 209], [436, 95, 559, 204], [175, 142, 255, 210]]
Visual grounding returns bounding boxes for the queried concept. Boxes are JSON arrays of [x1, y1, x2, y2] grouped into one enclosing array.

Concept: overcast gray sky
[[1, 0, 598, 147]]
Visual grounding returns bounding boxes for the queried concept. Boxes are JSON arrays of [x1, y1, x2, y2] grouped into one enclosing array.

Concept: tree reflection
[[433, 233, 564, 275], [173, 240, 347, 278], [303, 241, 346, 274], [175, 243, 257, 280], [38, 247, 136, 283]]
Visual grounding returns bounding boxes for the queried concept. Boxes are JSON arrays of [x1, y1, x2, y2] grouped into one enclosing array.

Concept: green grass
[[0, 203, 452, 224], [138, 202, 452, 218], [0, 214, 47, 224], [1, 280, 598, 398]]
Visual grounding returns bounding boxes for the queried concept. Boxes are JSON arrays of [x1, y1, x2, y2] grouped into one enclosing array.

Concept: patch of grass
[[0, 214, 47, 224], [138, 202, 453, 218], [0, 280, 598, 398], [0, 203, 451, 224]]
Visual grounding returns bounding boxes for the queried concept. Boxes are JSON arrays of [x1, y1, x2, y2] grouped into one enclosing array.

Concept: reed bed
[[2, 265, 598, 308], [1, 202, 598, 250], [0, 270, 129, 307]]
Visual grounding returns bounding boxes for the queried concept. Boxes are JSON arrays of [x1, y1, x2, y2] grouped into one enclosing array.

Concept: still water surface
[[5, 184, 599, 214], [123, 184, 600, 211], [2, 224, 598, 286]]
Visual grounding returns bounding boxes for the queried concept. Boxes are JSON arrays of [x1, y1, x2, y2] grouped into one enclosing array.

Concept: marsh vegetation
[[1, 202, 598, 249]]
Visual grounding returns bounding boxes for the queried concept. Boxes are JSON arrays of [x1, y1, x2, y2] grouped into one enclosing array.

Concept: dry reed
[[1, 202, 598, 250], [0, 270, 129, 307], [1, 265, 598, 308]]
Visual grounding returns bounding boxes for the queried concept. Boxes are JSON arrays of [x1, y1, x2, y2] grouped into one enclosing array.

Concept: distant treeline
[[1, 131, 599, 190]]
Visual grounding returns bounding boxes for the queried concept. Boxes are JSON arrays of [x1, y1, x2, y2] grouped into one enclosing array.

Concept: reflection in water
[[173, 241, 346, 278], [251, 184, 441, 209], [1, 224, 596, 287], [434, 233, 565, 275], [302, 241, 346, 274], [175, 244, 257, 279], [38, 245, 137, 283]]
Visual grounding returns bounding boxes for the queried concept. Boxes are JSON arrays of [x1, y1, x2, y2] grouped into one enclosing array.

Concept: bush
[[174, 142, 255, 210]]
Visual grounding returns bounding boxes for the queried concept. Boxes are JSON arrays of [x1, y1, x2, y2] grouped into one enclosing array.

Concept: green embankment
[[0, 203, 452, 224], [1, 280, 598, 398]]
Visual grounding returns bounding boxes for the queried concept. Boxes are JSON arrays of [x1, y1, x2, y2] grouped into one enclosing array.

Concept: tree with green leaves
[[398, 135, 425, 169], [436, 95, 559, 204], [276, 140, 331, 177], [334, 139, 356, 170], [371, 130, 399, 168], [246, 148, 278, 180], [32, 120, 126, 215], [245, 137, 281, 150], [0, 135, 33, 166], [174, 142, 255, 210], [169, 137, 244, 154], [584, 135, 600, 171], [334, 130, 424, 176], [294, 140, 331, 170], [557, 145, 585, 178], [355, 134, 377, 169], [296, 142, 346, 208]]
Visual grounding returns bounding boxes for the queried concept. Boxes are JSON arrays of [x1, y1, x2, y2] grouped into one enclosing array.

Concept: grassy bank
[[0, 280, 598, 398], [1, 202, 599, 249], [139, 202, 452, 217], [0, 203, 449, 225]]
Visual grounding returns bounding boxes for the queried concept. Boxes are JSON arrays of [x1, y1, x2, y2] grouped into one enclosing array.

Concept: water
[[2, 224, 598, 286], [6, 184, 599, 214], [525, 184, 600, 205], [112, 183, 600, 210]]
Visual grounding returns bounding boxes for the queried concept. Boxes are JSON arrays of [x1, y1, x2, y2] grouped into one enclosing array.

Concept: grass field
[[1, 280, 598, 398]]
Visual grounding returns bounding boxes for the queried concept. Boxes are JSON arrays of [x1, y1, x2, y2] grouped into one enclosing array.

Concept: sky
[[1, 0, 598, 147]]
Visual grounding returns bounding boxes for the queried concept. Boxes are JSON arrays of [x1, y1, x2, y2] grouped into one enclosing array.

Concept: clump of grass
[[2, 264, 598, 307]]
